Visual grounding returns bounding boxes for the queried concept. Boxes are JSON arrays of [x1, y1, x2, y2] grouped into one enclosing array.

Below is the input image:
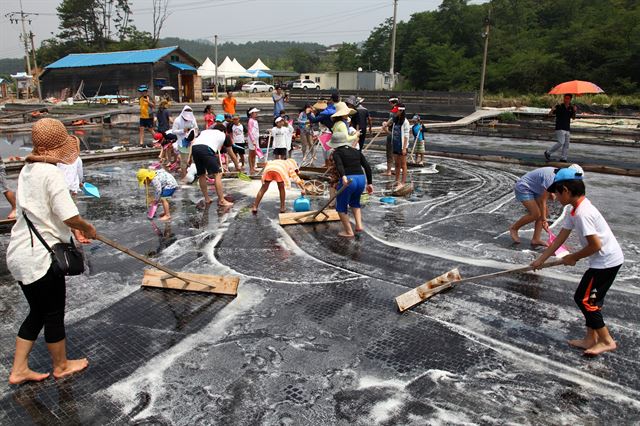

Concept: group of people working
[[4, 87, 620, 391]]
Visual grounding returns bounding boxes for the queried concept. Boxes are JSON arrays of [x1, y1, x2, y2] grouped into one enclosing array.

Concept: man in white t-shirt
[[188, 129, 233, 207], [532, 168, 624, 357]]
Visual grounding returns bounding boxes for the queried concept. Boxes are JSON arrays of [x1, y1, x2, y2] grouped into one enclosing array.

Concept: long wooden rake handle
[[362, 128, 384, 152], [96, 234, 216, 288], [426, 259, 565, 296], [453, 259, 565, 286], [264, 131, 272, 162], [409, 133, 418, 162], [295, 179, 352, 221]]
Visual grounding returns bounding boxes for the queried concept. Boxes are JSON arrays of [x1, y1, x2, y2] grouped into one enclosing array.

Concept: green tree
[[361, 0, 640, 94], [56, 0, 134, 49], [334, 43, 361, 71], [360, 19, 392, 71], [285, 47, 319, 73]]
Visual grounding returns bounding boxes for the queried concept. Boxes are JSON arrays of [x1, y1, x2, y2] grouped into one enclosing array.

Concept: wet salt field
[[0, 149, 639, 425], [425, 133, 640, 170]]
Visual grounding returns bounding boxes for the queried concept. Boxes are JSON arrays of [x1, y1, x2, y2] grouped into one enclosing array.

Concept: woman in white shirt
[[7, 118, 96, 385]]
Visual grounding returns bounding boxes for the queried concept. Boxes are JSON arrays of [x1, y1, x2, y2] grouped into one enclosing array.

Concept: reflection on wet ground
[[0, 126, 142, 158], [0, 150, 639, 424]]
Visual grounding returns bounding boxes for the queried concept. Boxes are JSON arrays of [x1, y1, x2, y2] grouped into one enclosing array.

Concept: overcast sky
[[1, 0, 487, 60]]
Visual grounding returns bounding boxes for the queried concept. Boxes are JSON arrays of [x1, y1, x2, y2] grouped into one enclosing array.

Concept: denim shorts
[[336, 174, 366, 213], [160, 187, 176, 198], [514, 189, 536, 202]]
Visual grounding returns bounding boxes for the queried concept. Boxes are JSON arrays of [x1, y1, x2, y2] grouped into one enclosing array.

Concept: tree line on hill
[[358, 0, 639, 94], [8, 0, 637, 95], [158, 38, 328, 72]]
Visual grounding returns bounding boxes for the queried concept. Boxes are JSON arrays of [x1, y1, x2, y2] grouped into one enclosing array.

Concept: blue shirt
[[411, 123, 425, 142], [514, 167, 556, 196], [309, 104, 336, 129]]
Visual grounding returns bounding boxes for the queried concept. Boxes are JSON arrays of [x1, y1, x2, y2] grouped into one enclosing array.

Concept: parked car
[[291, 79, 320, 90], [282, 80, 297, 90], [241, 81, 275, 93]]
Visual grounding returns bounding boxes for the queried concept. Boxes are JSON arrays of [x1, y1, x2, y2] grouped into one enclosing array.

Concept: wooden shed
[[0, 78, 9, 99], [41, 46, 202, 102]]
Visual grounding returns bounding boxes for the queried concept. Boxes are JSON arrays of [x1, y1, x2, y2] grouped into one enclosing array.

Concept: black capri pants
[[573, 264, 621, 330], [18, 265, 66, 343]]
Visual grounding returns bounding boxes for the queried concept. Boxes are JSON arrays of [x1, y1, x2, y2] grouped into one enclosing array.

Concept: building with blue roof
[[41, 46, 202, 102]]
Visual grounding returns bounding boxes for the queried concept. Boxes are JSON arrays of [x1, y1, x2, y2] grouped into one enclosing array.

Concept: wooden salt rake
[[97, 234, 239, 295], [395, 260, 564, 312], [279, 180, 351, 226]]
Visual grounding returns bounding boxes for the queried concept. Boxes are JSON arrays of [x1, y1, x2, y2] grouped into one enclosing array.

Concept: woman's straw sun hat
[[331, 102, 356, 118], [27, 118, 79, 165]]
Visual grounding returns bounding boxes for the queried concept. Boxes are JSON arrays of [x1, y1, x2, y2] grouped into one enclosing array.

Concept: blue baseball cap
[[215, 114, 225, 122], [547, 167, 583, 192]]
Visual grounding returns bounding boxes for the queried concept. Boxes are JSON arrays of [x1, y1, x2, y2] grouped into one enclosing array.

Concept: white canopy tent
[[197, 57, 217, 78], [248, 58, 270, 71], [231, 58, 247, 73], [217, 56, 251, 78]]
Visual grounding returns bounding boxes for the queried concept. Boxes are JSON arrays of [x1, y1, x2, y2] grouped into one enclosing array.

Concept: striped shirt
[[261, 159, 304, 188]]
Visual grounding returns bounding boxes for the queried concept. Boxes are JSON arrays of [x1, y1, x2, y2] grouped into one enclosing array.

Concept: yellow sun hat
[[136, 168, 157, 187]]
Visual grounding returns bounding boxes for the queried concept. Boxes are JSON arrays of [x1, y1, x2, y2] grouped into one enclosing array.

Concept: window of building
[[315, 77, 321, 83]]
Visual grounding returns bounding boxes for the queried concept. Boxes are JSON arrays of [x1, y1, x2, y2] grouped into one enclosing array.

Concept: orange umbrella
[[548, 80, 604, 95]]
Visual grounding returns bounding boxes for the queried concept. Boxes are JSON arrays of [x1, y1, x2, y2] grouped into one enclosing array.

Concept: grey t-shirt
[[514, 167, 556, 196]]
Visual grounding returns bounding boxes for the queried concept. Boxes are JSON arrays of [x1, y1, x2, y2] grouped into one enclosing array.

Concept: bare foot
[[158, 215, 171, 221], [382, 172, 392, 176], [584, 341, 617, 356], [338, 232, 355, 238], [568, 338, 597, 349], [7, 210, 16, 220], [355, 227, 364, 233], [280, 208, 286, 213], [251, 206, 258, 214], [219, 200, 233, 207], [509, 227, 521, 244], [530, 240, 549, 248], [9, 369, 50, 385], [53, 358, 88, 379]]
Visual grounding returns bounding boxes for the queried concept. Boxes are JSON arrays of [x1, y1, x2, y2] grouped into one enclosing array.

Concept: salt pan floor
[[0, 153, 639, 425]]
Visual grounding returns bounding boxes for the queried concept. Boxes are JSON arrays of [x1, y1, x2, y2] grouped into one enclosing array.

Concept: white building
[[300, 70, 397, 91]]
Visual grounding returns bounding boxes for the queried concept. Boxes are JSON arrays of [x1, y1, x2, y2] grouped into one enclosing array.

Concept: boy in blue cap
[[531, 167, 624, 356]]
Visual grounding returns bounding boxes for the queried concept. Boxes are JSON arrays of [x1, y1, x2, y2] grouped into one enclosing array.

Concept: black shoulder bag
[[22, 211, 85, 276]]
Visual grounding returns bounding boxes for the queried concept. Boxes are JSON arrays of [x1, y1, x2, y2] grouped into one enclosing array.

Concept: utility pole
[[29, 31, 42, 101], [389, 0, 398, 90], [5, 1, 40, 100], [214, 34, 219, 100], [479, 8, 491, 108]]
